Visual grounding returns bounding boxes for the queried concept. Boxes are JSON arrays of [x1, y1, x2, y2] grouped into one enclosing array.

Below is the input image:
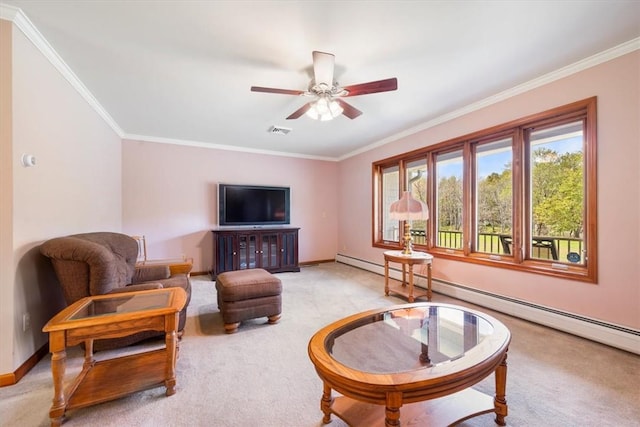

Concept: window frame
[[372, 97, 597, 283], [470, 132, 516, 257]]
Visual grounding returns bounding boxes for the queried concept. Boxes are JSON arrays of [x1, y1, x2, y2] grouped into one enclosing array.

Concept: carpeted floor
[[1, 262, 639, 426]]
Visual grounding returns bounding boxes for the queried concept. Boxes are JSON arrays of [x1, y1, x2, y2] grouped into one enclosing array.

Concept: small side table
[[137, 258, 193, 276], [384, 250, 433, 302], [42, 288, 187, 427]]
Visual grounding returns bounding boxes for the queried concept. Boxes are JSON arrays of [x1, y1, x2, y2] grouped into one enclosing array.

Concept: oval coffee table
[[308, 303, 511, 427]]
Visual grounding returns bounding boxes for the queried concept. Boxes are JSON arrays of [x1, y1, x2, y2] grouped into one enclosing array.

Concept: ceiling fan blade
[[335, 99, 363, 119], [312, 51, 335, 88], [251, 86, 305, 96], [342, 78, 398, 97], [286, 103, 312, 120]]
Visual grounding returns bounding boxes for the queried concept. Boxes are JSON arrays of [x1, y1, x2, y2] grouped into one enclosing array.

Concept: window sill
[[373, 242, 595, 283]]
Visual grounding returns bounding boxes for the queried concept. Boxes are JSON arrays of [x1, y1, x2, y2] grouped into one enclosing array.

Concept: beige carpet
[[1, 262, 639, 426]]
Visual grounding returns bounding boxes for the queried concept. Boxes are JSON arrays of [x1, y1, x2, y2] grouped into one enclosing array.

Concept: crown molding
[[0, 3, 18, 21], [123, 133, 338, 162], [339, 37, 640, 161], [0, 4, 124, 137]]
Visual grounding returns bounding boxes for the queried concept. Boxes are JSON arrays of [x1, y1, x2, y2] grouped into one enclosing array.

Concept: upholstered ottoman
[[215, 269, 282, 334]]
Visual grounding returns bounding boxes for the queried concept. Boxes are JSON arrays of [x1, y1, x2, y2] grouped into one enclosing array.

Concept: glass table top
[[70, 291, 171, 320], [327, 305, 494, 374]]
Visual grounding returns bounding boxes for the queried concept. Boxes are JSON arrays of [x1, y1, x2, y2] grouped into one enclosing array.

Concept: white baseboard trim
[[335, 254, 640, 355]]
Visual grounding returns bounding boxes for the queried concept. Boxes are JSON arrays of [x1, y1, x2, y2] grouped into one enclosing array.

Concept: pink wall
[[338, 51, 640, 329], [122, 140, 339, 272], [2, 20, 123, 374], [0, 19, 14, 376]]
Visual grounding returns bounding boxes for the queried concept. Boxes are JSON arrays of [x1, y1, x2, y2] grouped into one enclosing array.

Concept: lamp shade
[[389, 191, 429, 220]]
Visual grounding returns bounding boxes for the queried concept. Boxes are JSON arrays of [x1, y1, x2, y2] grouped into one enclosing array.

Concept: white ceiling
[[3, 1, 640, 160]]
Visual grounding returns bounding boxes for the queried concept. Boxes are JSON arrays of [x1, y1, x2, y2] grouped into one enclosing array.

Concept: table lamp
[[389, 191, 429, 255]]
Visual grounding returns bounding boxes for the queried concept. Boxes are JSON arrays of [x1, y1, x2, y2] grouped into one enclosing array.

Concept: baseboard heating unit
[[335, 254, 640, 355]]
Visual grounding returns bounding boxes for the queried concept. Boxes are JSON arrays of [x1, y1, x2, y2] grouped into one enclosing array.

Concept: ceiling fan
[[251, 51, 398, 121]]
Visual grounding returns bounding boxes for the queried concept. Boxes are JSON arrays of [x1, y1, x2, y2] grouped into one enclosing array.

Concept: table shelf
[[67, 349, 168, 410], [386, 281, 430, 301], [330, 388, 495, 427]]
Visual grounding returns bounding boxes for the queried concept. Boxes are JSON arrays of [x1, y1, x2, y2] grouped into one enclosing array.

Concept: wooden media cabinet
[[211, 227, 300, 279]]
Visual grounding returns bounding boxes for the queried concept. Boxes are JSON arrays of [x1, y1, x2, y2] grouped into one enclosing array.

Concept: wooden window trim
[[373, 97, 597, 283]]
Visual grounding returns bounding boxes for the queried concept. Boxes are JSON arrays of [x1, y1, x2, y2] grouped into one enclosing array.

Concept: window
[[474, 137, 513, 256], [380, 165, 400, 242], [373, 98, 597, 282], [406, 158, 428, 245], [527, 121, 586, 265], [435, 150, 464, 250]]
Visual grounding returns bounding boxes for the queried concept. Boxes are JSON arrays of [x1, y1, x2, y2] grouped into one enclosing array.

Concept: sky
[[438, 135, 583, 179]]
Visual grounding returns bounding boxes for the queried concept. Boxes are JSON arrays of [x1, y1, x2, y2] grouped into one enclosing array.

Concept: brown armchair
[[40, 232, 192, 351]]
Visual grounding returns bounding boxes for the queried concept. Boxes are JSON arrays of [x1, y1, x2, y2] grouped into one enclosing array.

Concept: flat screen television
[[218, 184, 290, 226]]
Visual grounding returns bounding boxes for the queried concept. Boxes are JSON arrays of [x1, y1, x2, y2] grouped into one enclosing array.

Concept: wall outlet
[[22, 313, 30, 331]]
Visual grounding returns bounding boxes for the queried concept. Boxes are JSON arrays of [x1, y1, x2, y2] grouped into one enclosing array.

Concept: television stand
[[211, 227, 300, 279]]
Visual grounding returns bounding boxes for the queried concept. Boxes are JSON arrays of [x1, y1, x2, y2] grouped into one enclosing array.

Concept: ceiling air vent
[[268, 125, 292, 135]]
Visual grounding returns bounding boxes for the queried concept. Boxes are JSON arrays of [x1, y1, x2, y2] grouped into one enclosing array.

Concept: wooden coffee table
[[42, 287, 187, 427], [308, 302, 511, 427]]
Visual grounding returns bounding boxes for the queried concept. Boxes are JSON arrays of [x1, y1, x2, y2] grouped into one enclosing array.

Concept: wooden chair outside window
[[499, 235, 559, 260]]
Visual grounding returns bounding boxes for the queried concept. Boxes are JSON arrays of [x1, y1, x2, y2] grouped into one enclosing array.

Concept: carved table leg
[[321, 382, 333, 424], [384, 259, 390, 296], [494, 350, 509, 426], [426, 262, 432, 301], [165, 313, 179, 396], [83, 339, 95, 370], [385, 391, 402, 427], [48, 332, 67, 427], [401, 263, 407, 287], [408, 265, 415, 303]]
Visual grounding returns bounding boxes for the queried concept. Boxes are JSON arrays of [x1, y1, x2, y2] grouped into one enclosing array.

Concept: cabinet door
[[217, 234, 236, 273], [238, 234, 258, 270], [216, 232, 237, 274], [280, 230, 299, 269], [260, 233, 280, 269]]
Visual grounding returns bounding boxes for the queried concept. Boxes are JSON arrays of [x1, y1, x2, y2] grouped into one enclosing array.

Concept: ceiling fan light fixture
[[306, 96, 343, 121], [251, 51, 396, 121], [329, 99, 343, 117]]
